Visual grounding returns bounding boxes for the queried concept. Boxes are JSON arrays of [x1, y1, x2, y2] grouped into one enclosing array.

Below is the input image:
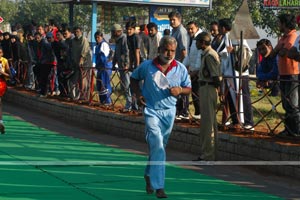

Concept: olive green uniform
[[198, 46, 221, 160]]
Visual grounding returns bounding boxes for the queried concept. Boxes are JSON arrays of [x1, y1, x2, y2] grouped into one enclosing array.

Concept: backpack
[[232, 44, 252, 72]]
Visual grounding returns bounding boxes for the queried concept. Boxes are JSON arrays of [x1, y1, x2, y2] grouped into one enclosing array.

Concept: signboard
[[263, 0, 300, 8], [116, 0, 209, 7], [150, 6, 181, 35], [52, 0, 210, 7], [0, 17, 4, 24]]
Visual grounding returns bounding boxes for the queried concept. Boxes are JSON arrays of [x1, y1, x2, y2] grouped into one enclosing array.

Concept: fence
[[12, 66, 298, 136]]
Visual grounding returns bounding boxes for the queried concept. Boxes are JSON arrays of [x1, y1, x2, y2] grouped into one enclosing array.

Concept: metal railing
[[12, 66, 298, 135]]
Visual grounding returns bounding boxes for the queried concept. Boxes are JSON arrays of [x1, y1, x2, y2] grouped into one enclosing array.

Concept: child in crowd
[[0, 47, 11, 134]]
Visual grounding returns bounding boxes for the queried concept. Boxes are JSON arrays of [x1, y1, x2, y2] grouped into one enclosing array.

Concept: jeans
[[242, 76, 254, 126], [280, 75, 300, 135], [119, 70, 138, 110]]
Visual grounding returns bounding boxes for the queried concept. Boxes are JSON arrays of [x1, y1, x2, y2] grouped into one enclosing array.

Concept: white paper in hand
[[153, 71, 169, 90]]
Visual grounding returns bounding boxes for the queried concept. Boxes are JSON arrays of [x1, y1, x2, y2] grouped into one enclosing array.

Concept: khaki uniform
[[198, 46, 221, 160]]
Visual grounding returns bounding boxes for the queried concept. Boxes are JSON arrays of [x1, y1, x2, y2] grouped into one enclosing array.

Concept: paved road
[[3, 102, 300, 199]]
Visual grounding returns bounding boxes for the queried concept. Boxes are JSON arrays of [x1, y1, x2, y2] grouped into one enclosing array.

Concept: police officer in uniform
[[194, 32, 221, 161]]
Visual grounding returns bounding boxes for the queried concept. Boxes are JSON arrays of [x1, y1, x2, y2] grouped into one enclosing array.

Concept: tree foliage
[[182, 0, 241, 30], [248, 0, 300, 36], [1, 0, 300, 38], [183, 0, 300, 37], [14, 0, 68, 26], [0, 0, 19, 30]]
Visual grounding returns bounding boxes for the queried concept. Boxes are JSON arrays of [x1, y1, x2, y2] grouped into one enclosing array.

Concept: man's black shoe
[[192, 157, 204, 161], [277, 129, 293, 138]]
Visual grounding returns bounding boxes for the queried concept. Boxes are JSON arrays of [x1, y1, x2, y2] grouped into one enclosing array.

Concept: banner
[[263, 0, 300, 8], [150, 6, 181, 35]]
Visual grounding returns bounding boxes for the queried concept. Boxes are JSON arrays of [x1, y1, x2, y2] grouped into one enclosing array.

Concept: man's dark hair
[[63, 27, 72, 33], [196, 32, 211, 46], [256, 38, 273, 48], [147, 22, 158, 31], [94, 30, 104, 38], [73, 26, 82, 32], [34, 32, 42, 37], [218, 18, 232, 31], [210, 21, 218, 26], [278, 13, 296, 30], [168, 10, 182, 20], [163, 29, 170, 36], [49, 19, 57, 27], [125, 21, 136, 29], [186, 21, 198, 27]]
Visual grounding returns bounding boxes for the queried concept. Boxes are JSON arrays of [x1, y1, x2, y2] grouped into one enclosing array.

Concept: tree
[[0, 0, 19, 31], [182, 0, 241, 29], [248, 0, 300, 36]]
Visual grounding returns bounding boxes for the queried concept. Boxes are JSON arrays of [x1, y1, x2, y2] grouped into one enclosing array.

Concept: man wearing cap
[[110, 24, 131, 112], [195, 32, 221, 161]]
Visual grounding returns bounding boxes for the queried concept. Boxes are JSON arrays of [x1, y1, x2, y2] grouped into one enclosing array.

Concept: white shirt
[[182, 29, 203, 72]]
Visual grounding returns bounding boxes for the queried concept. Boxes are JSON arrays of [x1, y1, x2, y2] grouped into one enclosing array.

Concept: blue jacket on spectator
[[256, 56, 278, 81]]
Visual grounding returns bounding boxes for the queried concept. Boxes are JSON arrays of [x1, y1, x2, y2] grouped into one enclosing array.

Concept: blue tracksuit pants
[[144, 106, 176, 189]]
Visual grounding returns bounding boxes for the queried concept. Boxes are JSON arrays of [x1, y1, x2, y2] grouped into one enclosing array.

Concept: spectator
[[48, 19, 59, 42], [272, 14, 300, 137], [32, 32, 57, 97], [194, 32, 221, 161], [62, 26, 74, 71], [233, 39, 255, 130], [46, 32, 60, 96], [168, 10, 189, 120], [55, 30, 69, 96], [10, 34, 29, 85], [130, 36, 191, 198], [0, 32, 4, 47], [288, 15, 300, 125], [256, 39, 279, 96], [183, 21, 202, 120], [212, 18, 239, 127], [36, 25, 46, 39], [210, 21, 219, 38], [70, 26, 92, 100], [163, 29, 170, 36], [147, 22, 162, 60], [139, 24, 150, 62], [110, 24, 130, 113], [24, 33, 36, 90], [10, 34, 28, 64], [1, 32, 12, 60], [125, 21, 143, 112], [0, 47, 11, 134], [126, 21, 141, 71], [94, 31, 112, 105]]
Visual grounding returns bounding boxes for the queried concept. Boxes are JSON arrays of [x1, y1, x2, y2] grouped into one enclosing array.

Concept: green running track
[[0, 114, 282, 200]]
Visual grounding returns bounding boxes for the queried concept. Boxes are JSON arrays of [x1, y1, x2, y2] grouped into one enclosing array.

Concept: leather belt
[[199, 81, 215, 86]]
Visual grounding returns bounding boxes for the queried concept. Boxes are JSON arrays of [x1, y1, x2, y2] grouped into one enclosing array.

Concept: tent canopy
[[230, 0, 259, 40]]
